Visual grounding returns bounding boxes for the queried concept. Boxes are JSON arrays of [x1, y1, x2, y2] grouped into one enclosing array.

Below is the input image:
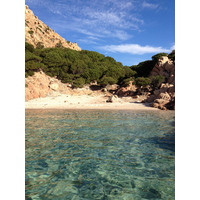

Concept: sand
[[25, 94, 158, 110]]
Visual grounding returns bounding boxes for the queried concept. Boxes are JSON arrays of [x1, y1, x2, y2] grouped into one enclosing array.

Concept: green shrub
[[25, 42, 34, 52], [152, 53, 168, 62], [45, 26, 50, 32], [72, 77, 85, 88], [28, 30, 34, 35], [168, 50, 175, 62], [135, 77, 151, 87], [55, 42, 63, 48], [25, 51, 42, 62], [100, 76, 117, 86], [42, 50, 64, 67], [130, 60, 154, 77], [25, 71, 34, 77], [36, 42, 44, 49], [150, 75, 165, 90], [121, 77, 135, 86]]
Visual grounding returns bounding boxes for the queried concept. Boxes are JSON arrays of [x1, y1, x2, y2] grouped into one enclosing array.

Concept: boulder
[[165, 98, 175, 110], [154, 99, 170, 105], [116, 87, 128, 97], [116, 84, 137, 97], [101, 88, 107, 92], [145, 94, 158, 103], [106, 96, 113, 103], [159, 92, 171, 101], [152, 99, 170, 110], [106, 84, 119, 91], [168, 74, 175, 85], [159, 105, 167, 110], [152, 103, 159, 108], [154, 90, 161, 96], [49, 82, 59, 91], [90, 80, 98, 85], [152, 102, 166, 110]]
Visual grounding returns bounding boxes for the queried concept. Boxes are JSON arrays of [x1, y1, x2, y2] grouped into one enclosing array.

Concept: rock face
[[146, 83, 175, 110], [25, 5, 81, 51], [146, 56, 175, 110], [116, 81, 137, 97], [25, 71, 71, 101], [25, 72, 108, 101], [150, 56, 175, 85]]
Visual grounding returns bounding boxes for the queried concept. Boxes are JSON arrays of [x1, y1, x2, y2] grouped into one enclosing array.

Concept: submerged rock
[[140, 187, 162, 199]]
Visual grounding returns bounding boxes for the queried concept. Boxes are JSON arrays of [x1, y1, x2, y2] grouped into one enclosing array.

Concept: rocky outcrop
[[25, 72, 110, 101], [105, 84, 119, 92], [116, 81, 137, 97], [150, 56, 175, 85], [145, 83, 175, 110], [144, 56, 175, 110], [25, 5, 81, 51], [25, 71, 71, 101]]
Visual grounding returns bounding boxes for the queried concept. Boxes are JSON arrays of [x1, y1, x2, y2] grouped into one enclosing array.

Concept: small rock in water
[[130, 180, 135, 188], [149, 188, 161, 198], [141, 188, 161, 199]]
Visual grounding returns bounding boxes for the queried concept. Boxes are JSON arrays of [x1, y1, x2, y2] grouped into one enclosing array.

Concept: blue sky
[[25, 0, 175, 66]]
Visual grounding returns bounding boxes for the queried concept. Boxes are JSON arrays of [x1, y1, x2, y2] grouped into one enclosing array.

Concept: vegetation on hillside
[[25, 42, 136, 87], [25, 42, 174, 88]]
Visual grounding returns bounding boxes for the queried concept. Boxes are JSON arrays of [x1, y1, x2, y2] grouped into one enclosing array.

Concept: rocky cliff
[[25, 5, 81, 51], [25, 72, 107, 101], [145, 56, 175, 110], [150, 56, 175, 85], [25, 71, 69, 101]]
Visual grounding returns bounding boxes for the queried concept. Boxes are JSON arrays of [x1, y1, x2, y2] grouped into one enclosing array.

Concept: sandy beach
[[25, 94, 158, 110]]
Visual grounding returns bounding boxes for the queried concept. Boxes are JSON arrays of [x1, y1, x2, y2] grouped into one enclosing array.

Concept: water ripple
[[26, 109, 175, 200]]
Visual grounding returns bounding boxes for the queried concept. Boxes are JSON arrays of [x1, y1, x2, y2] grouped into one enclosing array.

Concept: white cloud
[[170, 44, 175, 50], [38, 0, 143, 39], [142, 2, 159, 9], [73, 26, 132, 41], [99, 44, 171, 55], [26, 0, 163, 44], [74, 28, 105, 38], [81, 7, 142, 31], [88, 36, 100, 41], [86, 11, 121, 25], [113, 30, 133, 40], [78, 38, 98, 45]]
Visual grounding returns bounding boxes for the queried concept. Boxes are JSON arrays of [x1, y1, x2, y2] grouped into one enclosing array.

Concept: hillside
[[25, 5, 81, 51]]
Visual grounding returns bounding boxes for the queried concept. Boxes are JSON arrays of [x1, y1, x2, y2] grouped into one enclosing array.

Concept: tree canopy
[[151, 53, 168, 62], [25, 42, 175, 88], [168, 50, 175, 62], [25, 42, 137, 87], [130, 60, 155, 78]]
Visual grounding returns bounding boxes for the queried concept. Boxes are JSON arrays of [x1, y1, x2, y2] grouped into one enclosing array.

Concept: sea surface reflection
[[26, 109, 175, 200]]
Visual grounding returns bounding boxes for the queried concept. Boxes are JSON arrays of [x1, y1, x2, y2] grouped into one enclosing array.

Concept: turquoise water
[[25, 109, 175, 200]]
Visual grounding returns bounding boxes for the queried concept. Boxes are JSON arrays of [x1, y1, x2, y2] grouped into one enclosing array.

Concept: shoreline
[[25, 94, 159, 111], [25, 104, 157, 110]]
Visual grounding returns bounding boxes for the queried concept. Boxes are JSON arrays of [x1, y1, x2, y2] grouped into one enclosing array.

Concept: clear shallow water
[[25, 109, 175, 200]]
